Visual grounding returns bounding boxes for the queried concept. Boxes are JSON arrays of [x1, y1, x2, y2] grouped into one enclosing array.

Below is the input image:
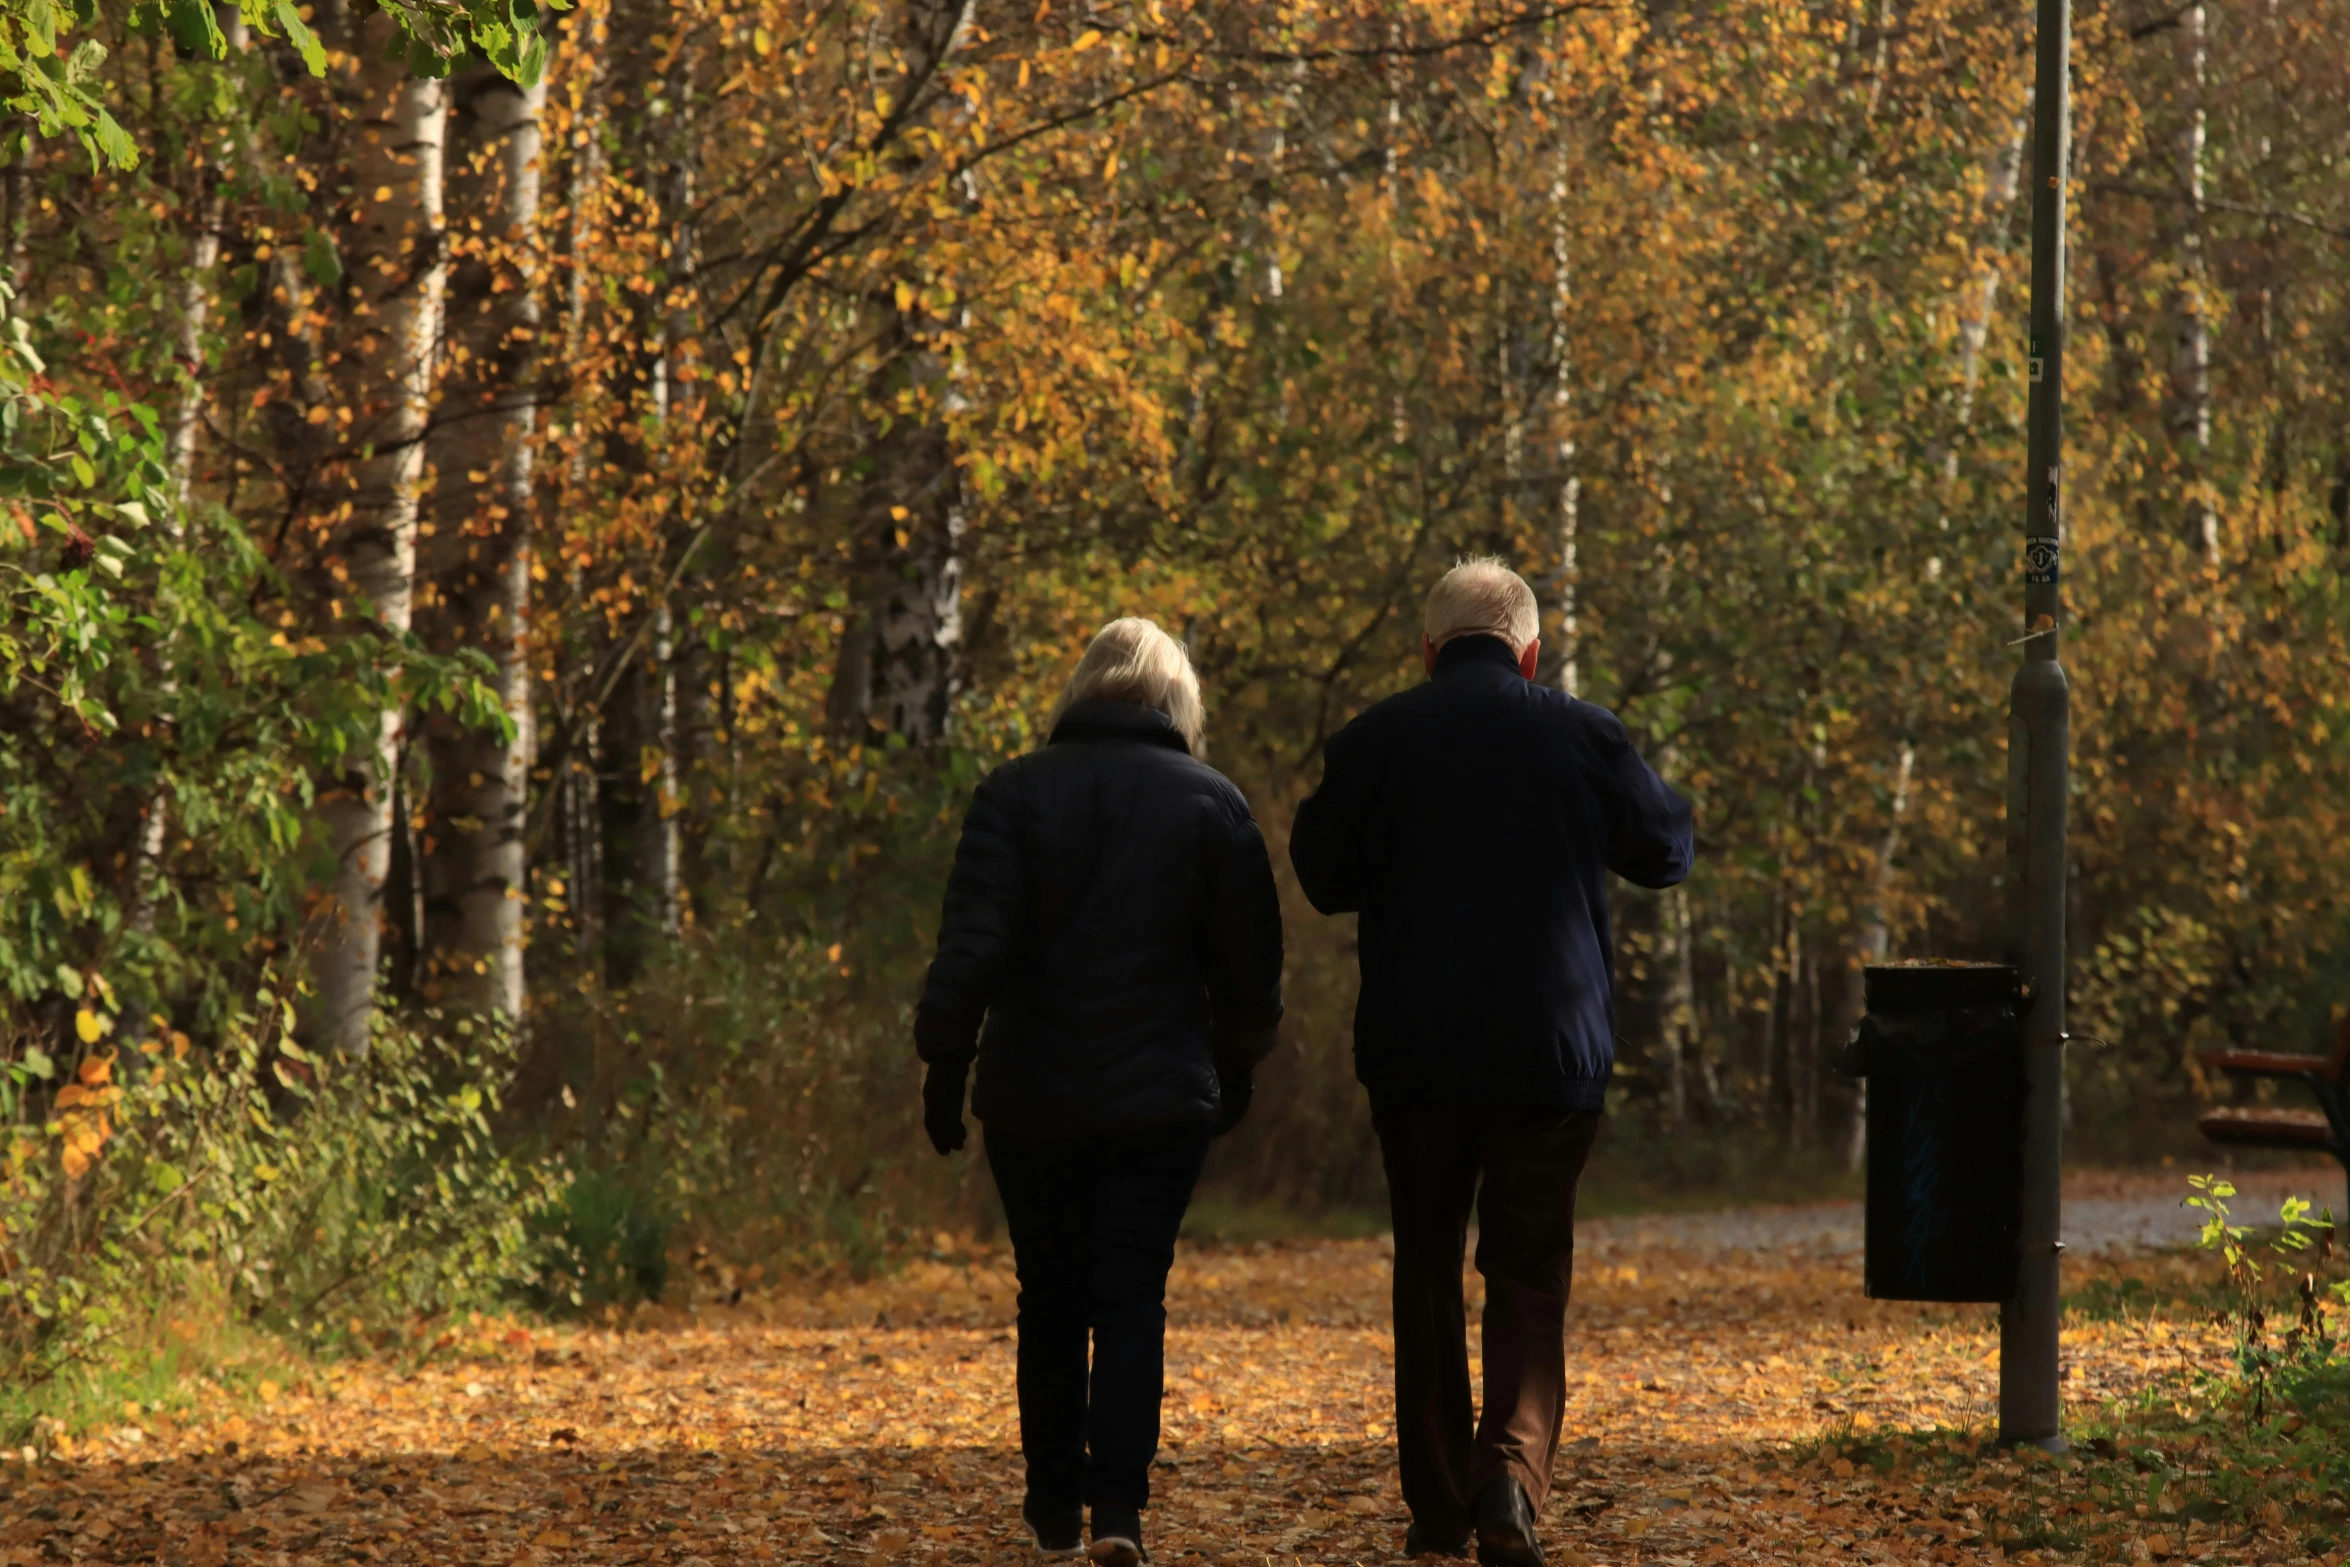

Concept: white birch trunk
[[1845, 742, 1914, 1168], [314, 62, 451, 1054], [1549, 130, 1580, 695], [2173, 2, 2217, 562], [642, 51, 694, 934], [559, 11, 609, 951], [831, 341, 966, 745], [649, 598, 682, 936], [421, 65, 547, 1022], [128, 157, 228, 938]]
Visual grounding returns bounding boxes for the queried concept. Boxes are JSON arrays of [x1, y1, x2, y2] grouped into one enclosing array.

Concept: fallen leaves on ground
[[4, 1179, 2345, 1565]]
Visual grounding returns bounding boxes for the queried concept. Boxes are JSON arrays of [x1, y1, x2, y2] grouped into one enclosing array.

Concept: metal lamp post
[[2000, 0, 2072, 1452]]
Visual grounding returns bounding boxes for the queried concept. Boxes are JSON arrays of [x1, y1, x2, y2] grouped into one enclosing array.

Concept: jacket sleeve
[[1591, 709, 1697, 890], [1288, 722, 1373, 915], [1203, 788, 1286, 1064], [914, 768, 1026, 1063]]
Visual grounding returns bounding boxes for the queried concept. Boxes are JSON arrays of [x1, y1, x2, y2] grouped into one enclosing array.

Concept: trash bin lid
[[1863, 961, 2022, 1012]]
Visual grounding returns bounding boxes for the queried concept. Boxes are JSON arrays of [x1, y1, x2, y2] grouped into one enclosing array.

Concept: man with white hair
[[1290, 558, 1693, 1567]]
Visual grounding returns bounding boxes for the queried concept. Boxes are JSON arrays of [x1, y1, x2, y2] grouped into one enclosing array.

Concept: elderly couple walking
[[915, 559, 1695, 1567]]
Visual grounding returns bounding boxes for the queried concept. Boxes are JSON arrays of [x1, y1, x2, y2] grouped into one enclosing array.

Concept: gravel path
[[1579, 1167, 2344, 1262]]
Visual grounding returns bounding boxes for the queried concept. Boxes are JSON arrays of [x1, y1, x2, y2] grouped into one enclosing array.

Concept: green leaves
[[16, 0, 57, 56], [270, 0, 323, 76], [159, 0, 224, 60], [87, 105, 131, 167], [8, 0, 569, 172], [301, 228, 343, 289], [0, 287, 508, 1017], [2, 7, 129, 169], [375, 0, 565, 83]]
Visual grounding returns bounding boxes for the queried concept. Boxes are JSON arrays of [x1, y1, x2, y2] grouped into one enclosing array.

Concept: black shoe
[[1473, 1477, 1545, 1567], [1089, 1504, 1148, 1567], [1405, 1516, 1473, 1558], [1024, 1499, 1084, 1559]]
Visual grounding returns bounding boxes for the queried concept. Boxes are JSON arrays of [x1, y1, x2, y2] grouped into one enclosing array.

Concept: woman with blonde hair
[[916, 616, 1285, 1565]]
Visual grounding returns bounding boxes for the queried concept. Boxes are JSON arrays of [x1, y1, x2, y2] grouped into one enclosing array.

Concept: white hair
[[1424, 556, 1540, 655], [1050, 617, 1206, 754]]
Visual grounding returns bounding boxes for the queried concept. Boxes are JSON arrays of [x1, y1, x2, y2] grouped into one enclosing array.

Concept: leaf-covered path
[[8, 1173, 2340, 1567]]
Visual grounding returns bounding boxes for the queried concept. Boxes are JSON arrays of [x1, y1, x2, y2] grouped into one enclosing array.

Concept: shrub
[[0, 980, 565, 1408], [2184, 1174, 2348, 1422]]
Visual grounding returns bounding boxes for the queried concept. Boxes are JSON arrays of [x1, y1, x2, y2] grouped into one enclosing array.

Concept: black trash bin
[[1837, 961, 2027, 1303]]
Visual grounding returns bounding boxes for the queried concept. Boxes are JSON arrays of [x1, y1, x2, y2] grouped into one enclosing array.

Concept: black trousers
[[1375, 1103, 1603, 1534], [986, 1123, 1211, 1515]]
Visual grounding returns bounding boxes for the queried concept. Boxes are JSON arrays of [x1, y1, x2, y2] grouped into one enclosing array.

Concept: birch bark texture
[[827, 318, 966, 746], [420, 62, 548, 1022], [2172, 1, 2217, 562], [815, 5, 979, 749], [128, 140, 230, 939], [1548, 125, 1580, 695], [313, 48, 452, 1055]]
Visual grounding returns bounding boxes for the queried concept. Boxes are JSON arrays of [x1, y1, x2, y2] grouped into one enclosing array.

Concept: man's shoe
[[1404, 1516, 1473, 1558], [1089, 1504, 1148, 1567], [1473, 1477, 1545, 1567], [1024, 1500, 1085, 1559]]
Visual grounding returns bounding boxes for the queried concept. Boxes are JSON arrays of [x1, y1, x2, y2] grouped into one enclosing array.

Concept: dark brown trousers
[[1375, 1103, 1603, 1534]]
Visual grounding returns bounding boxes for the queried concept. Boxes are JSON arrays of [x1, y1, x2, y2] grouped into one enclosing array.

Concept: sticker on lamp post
[[2028, 334, 2045, 385], [2025, 536, 2060, 584]]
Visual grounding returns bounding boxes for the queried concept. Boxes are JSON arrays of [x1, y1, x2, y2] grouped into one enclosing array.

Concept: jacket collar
[[1049, 698, 1192, 754], [1432, 634, 1525, 681]]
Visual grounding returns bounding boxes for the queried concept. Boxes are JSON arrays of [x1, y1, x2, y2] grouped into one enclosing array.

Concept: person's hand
[[1213, 1055, 1255, 1136], [922, 1053, 973, 1155]]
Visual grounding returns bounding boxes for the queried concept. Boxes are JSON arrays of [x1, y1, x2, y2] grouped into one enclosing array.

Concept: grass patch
[[0, 1302, 312, 1450], [1180, 1194, 1388, 1244], [1578, 1121, 1863, 1218], [2063, 1248, 2228, 1324]]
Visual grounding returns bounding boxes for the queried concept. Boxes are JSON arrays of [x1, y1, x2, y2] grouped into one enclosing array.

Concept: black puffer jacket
[[915, 699, 1286, 1138]]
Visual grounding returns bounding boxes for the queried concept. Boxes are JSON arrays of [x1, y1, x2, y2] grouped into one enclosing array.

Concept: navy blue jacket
[[1288, 636, 1695, 1112], [915, 700, 1286, 1138]]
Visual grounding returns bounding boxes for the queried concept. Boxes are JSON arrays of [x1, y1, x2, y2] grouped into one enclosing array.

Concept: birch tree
[[419, 60, 548, 1022], [312, 36, 452, 1054], [2172, 1, 2217, 562]]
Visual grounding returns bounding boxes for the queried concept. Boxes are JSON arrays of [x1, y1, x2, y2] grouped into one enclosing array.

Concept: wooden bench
[[2198, 1012, 2350, 1203]]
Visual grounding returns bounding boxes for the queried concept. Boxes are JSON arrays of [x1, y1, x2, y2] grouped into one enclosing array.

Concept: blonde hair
[[1423, 556, 1540, 655], [1050, 617, 1207, 754]]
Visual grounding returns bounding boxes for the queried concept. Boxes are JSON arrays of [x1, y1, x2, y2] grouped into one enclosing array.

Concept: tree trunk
[[1659, 882, 1696, 1125], [1845, 741, 1914, 1169], [312, 53, 451, 1054], [827, 318, 965, 745], [1766, 898, 1801, 1135], [648, 599, 681, 937], [128, 147, 229, 938], [1547, 127, 1581, 694], [587, 24, 694, 963], [2172, 1, 2217, 561], [1797, 946, 1822, 1146], [595, 648, 676, 986], [419, 62, 548, 1023], [1953, 116, 2029, 434], [1, 124, 28, 291]]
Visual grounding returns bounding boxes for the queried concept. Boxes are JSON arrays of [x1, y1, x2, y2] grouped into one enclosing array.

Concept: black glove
[[1212, 1054, 1255, 1136], [922, 1051, 974, 1156]]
